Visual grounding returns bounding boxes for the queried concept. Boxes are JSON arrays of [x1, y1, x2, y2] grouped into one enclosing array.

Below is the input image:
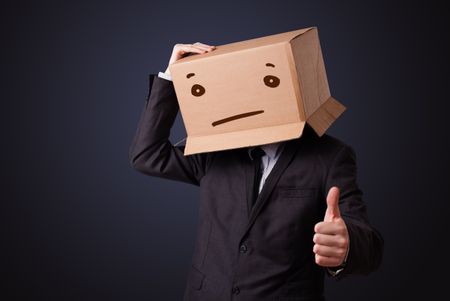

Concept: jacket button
[[239, 244, 248, 253], [232, 286, 240, 295]]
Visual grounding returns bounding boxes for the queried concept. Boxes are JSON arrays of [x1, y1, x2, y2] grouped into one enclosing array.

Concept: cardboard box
[[169, 27, 346, 155]]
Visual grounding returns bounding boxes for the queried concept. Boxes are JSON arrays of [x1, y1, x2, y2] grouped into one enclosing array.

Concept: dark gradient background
[[2, 0, 449, 300]]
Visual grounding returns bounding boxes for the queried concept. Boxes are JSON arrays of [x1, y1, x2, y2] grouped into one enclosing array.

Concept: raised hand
[[164, 42, 216, 75], [313, 186, 349, 267]]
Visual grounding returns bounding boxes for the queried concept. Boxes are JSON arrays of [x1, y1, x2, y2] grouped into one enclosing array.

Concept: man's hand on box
[[164, 42, 216, 75]]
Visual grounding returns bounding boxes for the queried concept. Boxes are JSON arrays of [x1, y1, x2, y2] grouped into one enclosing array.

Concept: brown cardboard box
[[169, 27, 346, 155]]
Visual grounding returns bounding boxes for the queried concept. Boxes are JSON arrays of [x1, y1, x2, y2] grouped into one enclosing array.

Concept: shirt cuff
[[327, 237, 350, 277], [158, 71, 172, 81]]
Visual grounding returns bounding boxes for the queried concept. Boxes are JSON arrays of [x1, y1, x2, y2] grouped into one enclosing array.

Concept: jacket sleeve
[[129, 74, 210, 186], [324, 144, 384, 280]]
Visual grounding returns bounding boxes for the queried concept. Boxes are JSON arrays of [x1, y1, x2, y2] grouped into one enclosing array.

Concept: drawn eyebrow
[[266, 63, 275, 68], [186, 73, 195, 79]]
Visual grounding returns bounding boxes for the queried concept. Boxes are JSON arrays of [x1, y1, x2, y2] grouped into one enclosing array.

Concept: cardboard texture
[[169, 27, 346, 155]]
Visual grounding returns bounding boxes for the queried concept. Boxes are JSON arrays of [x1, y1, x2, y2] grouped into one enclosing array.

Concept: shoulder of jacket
[[298, 123, 349, 148], [319, 133, 349, 151], [295, 126, 353, 162]]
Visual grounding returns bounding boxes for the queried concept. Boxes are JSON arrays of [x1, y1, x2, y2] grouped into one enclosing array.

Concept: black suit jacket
[[129, 74, 383, 301]]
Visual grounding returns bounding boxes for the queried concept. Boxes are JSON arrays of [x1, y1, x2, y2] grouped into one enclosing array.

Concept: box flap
[[306, 96, 346, 136], [184, 122, 305, 155], [289, 28, 331, 119]]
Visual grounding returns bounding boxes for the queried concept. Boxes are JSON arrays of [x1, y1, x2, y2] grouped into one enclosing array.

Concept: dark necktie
[[251, 147, 266, 208]]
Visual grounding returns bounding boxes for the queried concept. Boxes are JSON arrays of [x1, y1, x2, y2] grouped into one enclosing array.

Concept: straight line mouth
[[211, 110, 264, 127]]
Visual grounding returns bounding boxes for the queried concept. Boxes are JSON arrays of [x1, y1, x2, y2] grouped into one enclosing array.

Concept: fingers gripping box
[[169, 27, 346, 155]]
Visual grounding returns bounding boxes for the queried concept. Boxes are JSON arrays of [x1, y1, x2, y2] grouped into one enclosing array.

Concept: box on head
[[169, 27, 346, 155]]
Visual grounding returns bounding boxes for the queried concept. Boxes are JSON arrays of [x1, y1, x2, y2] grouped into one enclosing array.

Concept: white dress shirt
[[247, 142, 285, 194]]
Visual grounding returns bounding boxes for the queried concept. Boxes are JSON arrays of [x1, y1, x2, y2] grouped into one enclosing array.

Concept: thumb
[[324, 186, 341, 222]]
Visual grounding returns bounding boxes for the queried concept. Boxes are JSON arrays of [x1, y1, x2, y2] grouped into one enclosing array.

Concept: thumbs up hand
[[313, 186, 349, 267]]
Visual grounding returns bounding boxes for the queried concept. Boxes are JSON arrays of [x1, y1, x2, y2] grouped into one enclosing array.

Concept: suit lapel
[[242, 138, 302, 236]]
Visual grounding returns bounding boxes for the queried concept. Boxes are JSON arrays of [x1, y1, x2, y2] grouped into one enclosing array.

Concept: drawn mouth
[[211, 110, 264, 127]]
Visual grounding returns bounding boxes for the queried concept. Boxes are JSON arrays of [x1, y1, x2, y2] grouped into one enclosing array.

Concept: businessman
[[129, 43, 383, 301]]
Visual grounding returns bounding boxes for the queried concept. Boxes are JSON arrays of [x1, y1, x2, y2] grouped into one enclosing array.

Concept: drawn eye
[[191, 84, 206, 97], [263, 75, 280, 88]]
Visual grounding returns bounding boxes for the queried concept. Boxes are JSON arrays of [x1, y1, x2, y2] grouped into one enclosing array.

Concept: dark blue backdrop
[[2, 0, 448, 300]]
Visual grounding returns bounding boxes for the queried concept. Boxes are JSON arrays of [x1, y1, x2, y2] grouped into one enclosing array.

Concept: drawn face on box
[[188, 62, 280, 126], [174, 45, 302, 136]]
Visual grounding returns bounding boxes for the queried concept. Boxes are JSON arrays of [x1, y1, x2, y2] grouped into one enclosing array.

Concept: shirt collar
[[247, 141, 285, 160]]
